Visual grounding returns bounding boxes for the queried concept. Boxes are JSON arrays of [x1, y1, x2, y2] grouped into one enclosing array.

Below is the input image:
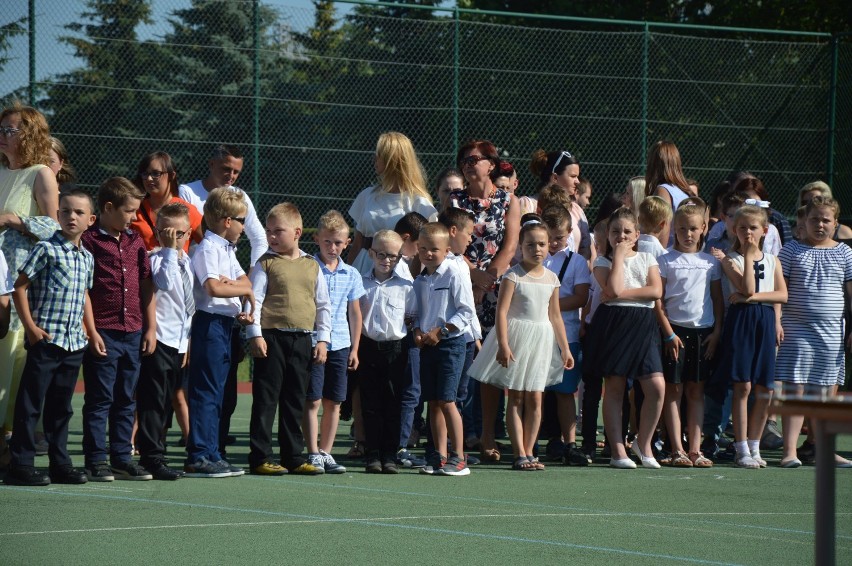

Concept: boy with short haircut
[[184, 187, 255, 478], [414, 222, 475, 476], [247, 203, 331, 475], [135, 202, 194, 481], [542, 207, 592, 466], [638, 195, 672, 258], [357, 229, 417, 473], [82, 177, 156, 482], [303, 210, 365, 473], [4, 189, 96, 486]]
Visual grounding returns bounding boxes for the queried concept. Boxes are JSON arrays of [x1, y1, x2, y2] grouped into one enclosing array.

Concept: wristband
[[664, 333, 676, 343]]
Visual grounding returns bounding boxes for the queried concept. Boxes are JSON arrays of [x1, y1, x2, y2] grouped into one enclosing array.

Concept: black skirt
[[585, 304, 663, 379]]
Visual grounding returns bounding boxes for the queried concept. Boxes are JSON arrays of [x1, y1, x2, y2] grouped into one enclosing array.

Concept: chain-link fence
[[2, 0, 848, 258]]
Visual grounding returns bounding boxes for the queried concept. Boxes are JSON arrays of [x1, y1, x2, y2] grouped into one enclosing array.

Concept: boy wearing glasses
[[303, 210, 365, 473], [184, 188, 254, 478], [81, 178, 156, 482], [247, 203, 331, 475], [357, 230, 416, 473], [134, 203, 194, 480]]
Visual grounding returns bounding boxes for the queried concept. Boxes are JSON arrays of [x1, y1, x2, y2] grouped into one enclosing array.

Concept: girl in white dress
[[347, 132, 437, 274], [468, 219, 572, 471]]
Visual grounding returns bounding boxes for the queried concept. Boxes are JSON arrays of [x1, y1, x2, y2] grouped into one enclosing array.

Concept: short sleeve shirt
[[658, 250, 721, 328], [593, 252, 658, 308]]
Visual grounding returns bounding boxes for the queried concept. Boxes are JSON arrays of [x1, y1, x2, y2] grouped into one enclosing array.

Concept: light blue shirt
[[314, 255, 366, 351], [413, 257, 475, 338]]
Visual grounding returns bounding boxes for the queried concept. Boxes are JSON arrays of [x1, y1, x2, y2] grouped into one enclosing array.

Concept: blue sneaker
[[318, 450, 346, 474], [184, 458, 230, 478], [419, 453, 446, 475], [215, 459, 245, 477], [395, 449, 426, 469]]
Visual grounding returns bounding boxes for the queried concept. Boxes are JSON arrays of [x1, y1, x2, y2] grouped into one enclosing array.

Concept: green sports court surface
[[2, 393, 850, 565]]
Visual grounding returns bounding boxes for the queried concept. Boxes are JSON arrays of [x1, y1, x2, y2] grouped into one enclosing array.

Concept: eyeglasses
[[141, 170, 166, 180], [0, 126, 21, 137], [371, 249, 402, 262], [459, 155, 489, 167], [230, 216, 247, 224], [158, 228, 188, 239], [551, 150, 574, 174]]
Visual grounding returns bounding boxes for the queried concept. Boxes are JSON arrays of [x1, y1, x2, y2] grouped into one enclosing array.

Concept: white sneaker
[[609, 458, 637, 469]]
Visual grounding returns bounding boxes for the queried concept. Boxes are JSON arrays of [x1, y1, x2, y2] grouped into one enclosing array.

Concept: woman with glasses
[[450, 139, 520, 461], [347, 132, 437, 275], [131, 151, 203, 252], [530, 149, 592, 260], [0, 103, 61, 467]]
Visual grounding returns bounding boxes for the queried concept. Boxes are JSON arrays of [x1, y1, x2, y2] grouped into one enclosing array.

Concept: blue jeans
[[420, 335, 465, 402], [82, 329, 142, 465], [187, 311, 234, 463]]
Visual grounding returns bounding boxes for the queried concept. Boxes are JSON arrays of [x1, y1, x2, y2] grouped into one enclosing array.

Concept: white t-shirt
[[544, 249, 592, 342], [658, 250, 721, 328], [592, 252, 658, 309], [638, 234, 667, 259], [347, 186, 438, 237]]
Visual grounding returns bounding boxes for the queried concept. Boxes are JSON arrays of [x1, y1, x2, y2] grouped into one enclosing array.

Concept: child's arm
[[234, 274, 255, 326], [204, 275, 253, 299], [559, 283, 589, 312], [313, 269, 332, 365], [703, 279, 725, 359], [11, 273, 50, 346], [548, 287, 574, 370], [494, 277, 516, 368], [719, 256, 745, 294], [247, 263, 267, 358], [140, 278, 157, 356], [653, 278, 683, 361], [734, 257, 788, 305], [616, 264, 663, 302], [347, 299, 362, 371], [83, 290, 106, 356], [774, 303, 784, 346]]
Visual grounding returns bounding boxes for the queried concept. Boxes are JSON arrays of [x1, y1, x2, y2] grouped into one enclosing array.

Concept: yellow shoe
[[289, 462, 324, 475], [251, 462, 287, 476]]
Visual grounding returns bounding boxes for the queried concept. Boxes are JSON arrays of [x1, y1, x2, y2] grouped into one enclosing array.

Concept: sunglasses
[[230, 216, 247, 224], [459, 155, 489, 167], [0, 126, 21, 137], [551, 150, 574, 174]]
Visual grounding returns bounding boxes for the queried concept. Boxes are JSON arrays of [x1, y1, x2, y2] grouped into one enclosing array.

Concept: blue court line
[[0, 486, 739, 565], [242, 475, 839, 539]]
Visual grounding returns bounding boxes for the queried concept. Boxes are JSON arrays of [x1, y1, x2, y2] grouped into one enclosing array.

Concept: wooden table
[[771, 394, 852, 566]]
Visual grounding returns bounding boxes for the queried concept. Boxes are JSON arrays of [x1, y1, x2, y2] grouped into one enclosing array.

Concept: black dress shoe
[[4, 467, 51, 486], [147, 462, 183, 481], [50, 466, 88, 484]]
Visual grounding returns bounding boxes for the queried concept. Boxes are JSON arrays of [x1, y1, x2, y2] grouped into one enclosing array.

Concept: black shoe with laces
[[146, 461, 183, 481], [86, 462, 115, 482], [111, 461, 153, 481], [564, 444, 591, 466], [4, 466, 50, 486]]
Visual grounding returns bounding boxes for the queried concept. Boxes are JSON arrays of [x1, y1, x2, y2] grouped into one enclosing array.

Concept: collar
[[52, 230, 84, 252], [204, 230, 237, 250], [419, 257, 450, 278], [314, 254, 352, 274], [365, 269, 403, 284], [92, 222, 133, 240]]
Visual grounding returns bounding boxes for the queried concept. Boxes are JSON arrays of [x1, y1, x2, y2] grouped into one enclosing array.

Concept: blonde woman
[[347, 132, 437, 274]]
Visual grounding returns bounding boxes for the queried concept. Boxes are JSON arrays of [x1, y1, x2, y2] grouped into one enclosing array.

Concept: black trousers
[[248, 330, 312, 469], [358, 336, 408, 461], [10, 342, 84, 469], [136, 341, 184, 467]]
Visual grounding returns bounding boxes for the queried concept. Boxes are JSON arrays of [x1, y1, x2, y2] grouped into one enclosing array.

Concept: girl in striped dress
[[775, 195, 852, 468]]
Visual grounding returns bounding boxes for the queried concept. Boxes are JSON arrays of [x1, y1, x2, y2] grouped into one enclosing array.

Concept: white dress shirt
[[360, 269, 416, 342], [150, 247, 193, 353], [192, 230, 246, 317], [413, 257, 475, 339], [179, 179, 268, 266]]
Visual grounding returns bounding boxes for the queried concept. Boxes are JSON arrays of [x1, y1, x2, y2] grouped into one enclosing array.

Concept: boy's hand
[[249, 336, 267, 358], [420, 327, 440, 347], [474, 339, 482, 352], [89, 331, 107, 357], [160, 227, 179, 249], [181, 351, 188, 368], [142, 328, 157, 356], [235, 312, 254, 326], [347, 351, 359, 371], [219, 275, 234, 284], [413, 328, 424, 348], [24, 324, 51, 347], [313, 341, 328, 365]]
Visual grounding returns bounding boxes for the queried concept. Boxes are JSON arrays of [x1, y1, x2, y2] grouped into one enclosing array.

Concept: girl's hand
[[743, 235, 760, 258], [709, 247, 725, 261], [600, 288, 616, 303], [665, 335, 683, 361], [776, 324, 784, 347], [729, 292, 748, 304], [561, 347, 574, 370], [612, 240, 631, 258], [702, 331, 721, 360], [496, 344, 515, 368]]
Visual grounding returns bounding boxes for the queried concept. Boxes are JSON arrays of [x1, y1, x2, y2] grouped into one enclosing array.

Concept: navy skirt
[[714, 303, 776, 389], [585, 304, 663, 379]]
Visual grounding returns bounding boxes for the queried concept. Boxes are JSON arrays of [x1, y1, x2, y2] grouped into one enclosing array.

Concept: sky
[[2, 0, 354, 98]]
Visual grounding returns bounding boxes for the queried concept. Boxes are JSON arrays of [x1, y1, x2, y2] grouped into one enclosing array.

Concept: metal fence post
[[252, 0, 261, 201], [28, 0, 36, 103], [453, 6, 460, 156], [642, 22, 649, 167], [827, 34, 839, 188]]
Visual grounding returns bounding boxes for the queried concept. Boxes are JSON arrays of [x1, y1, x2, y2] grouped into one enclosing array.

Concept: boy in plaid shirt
[[4, 189, 96, 486]]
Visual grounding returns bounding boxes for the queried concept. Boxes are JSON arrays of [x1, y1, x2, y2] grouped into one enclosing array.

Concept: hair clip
[[522, 219, 542, 228], [681, 202, 697, 207], [745, 198, 770, 209]]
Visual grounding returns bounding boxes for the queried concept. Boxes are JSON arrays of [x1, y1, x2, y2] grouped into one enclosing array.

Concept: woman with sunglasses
[[0, 103, 61, 467], [347, 132, 437, 275], [530, 149, 592, 260], [450, 139, 520, 461], [131, 151, 203, 252]]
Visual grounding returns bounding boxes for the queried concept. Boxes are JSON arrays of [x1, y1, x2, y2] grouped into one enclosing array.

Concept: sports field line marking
[[0, 488, 741, 565]]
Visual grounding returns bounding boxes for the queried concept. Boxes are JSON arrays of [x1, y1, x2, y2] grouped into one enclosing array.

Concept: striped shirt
[[314, 255, 366, 351], [19, 232, 94, 352]]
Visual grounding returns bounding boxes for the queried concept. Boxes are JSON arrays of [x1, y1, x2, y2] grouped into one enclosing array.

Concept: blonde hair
[[267, 202, 302, 229], [731, 205, 768, 254], [317, 209, 350, 234], [0, 102, 51, 168], [806, 194, 840, 221], [419, 221, 450, 243], [638, 195, 673, 233], [371, 229, 403, 249], [798, 180, 832, 205], [204, 187, 246, 226], [625, 175, 646, 214], [673, 197, 708, 249], [375, 132, 430, 201]]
